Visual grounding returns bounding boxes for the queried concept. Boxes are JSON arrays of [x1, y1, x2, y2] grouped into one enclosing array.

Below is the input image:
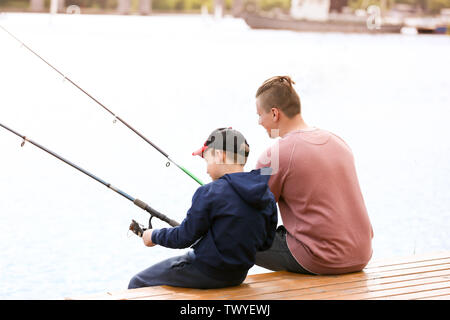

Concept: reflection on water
[[0, 13, 449, 299]]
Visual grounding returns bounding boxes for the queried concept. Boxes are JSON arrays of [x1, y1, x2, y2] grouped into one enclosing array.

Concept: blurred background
[[0, 0, 449, 300], [0, 0, 450, 15], [0, 0, 450, 33]]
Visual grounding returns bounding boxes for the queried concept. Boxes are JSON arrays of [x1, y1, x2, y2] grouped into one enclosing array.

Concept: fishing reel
[[129, 216, 154, 238]]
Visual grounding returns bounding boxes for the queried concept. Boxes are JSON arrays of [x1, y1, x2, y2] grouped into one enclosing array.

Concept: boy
[[128, 128, 278, 289]]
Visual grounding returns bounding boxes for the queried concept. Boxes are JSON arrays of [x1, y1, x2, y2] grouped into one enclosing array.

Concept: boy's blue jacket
[[151, 169, 278, 281]]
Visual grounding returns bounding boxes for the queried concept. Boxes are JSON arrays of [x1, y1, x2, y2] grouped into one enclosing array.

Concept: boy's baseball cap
[[192, 127, 250, 160]]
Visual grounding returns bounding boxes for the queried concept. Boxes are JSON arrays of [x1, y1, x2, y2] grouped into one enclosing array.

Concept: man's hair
[[255, 76, 301, 118]]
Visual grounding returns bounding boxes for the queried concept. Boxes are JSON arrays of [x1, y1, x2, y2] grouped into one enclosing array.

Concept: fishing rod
[[0, 24, 204, 186], [0, 121, 180, 233]]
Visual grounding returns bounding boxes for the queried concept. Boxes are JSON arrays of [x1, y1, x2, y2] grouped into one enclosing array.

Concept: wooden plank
[[331, 280, 450, 300], [373, 287, 450, 300], [240, 276, 450, 300], [363, 257, 450, 274], [362, 263, 450, 279], [69, 285, 178, 300], [67, 292, 116, 300], [241, 271, 316, 284], [365, 251, 450, 269], [240, 269, 450, 300], [417, 293, 450, 300], [298, 276, 450, 300]]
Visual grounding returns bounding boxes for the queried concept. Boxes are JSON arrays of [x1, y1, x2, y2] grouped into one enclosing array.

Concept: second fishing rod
[[0, 24, 204, 186], [0, 121, 180, 233]]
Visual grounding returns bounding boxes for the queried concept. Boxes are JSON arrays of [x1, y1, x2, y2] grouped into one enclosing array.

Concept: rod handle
[[133, 198, 180, 227]]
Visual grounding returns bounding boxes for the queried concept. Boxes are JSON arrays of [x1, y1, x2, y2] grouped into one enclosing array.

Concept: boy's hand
[[142, 229, 156, 247]]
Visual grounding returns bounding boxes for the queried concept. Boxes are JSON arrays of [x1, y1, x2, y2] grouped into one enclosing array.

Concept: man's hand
[[142, 229, 156, 247]]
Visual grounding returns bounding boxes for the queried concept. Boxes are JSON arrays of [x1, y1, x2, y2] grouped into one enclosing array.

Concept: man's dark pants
[[255, 226, 315, 274]]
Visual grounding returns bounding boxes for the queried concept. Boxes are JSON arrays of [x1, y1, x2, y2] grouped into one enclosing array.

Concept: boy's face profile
[[196, 129, 248, 181], [203, 148, 225, 181]]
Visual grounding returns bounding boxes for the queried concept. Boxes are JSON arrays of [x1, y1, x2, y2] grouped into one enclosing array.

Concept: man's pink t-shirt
[[256, 128, 373, 275]]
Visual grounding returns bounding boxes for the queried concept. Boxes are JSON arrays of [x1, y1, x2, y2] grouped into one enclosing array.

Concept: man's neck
[[278, 115, 311, 137]]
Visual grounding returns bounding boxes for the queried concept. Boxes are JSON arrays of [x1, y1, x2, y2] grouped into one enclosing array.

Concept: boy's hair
[[205, 128, 250, 165], [255, 76, 301, 118]]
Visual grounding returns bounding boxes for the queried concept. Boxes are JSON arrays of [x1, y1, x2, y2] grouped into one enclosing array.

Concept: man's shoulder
[[326, 130, 352, 150], [278, 128, 350, 149], [256, 136, 294, 171]]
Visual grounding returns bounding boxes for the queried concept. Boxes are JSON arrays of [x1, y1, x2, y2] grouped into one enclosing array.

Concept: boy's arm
[[150, 187, 211, 249], [142, 229, 156, 247]]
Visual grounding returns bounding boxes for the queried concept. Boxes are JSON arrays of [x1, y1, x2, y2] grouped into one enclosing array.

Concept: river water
[[0, 12, 449, 299]]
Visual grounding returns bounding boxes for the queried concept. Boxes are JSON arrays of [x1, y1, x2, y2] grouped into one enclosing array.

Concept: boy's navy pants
[[128, 250, 246, 289]]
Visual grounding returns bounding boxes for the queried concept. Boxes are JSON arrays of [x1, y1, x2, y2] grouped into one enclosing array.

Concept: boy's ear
[[213, 149, 225, 164]]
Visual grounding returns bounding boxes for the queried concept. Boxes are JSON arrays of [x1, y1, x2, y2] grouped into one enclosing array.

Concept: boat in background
[[403, 8, 450, 34], [241, 0, 404, 34], [241, 1, 450, 35], [243, 11, 404, 34]]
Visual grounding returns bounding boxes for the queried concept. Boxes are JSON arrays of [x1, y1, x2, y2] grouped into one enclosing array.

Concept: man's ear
[[271, 107, 280, 122]]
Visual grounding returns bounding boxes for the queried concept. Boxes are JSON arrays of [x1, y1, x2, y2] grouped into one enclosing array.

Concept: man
[[255, 76, 373, 275]]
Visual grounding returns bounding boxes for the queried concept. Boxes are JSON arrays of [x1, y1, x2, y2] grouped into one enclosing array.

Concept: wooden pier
[[68, 251, 450, 300]]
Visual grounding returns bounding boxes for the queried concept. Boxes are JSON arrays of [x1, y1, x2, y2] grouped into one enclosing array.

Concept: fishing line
[[0, 24, 204, 186]]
